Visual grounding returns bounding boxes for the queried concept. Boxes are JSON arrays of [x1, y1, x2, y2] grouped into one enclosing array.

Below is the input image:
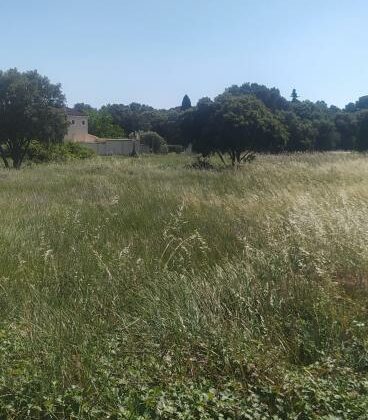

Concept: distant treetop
[[73, 103, 95, 114], [66, 107, 86, 117], [225, 83, 289, 111], [181, 95, 192, 111], [291, 89, 299, 103]]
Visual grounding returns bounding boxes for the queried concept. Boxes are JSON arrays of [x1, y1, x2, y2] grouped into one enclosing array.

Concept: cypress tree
[[291, 89, 299, 103], [181, 94, 192, 110]]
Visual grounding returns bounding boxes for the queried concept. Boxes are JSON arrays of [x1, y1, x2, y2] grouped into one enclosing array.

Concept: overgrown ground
[[0, 153, 367, 419]]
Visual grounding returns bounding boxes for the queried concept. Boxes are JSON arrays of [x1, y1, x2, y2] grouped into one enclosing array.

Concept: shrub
[[63, 142, 96, 160], [160, 142, 169, 154], [140, 131, 168, 154], [186, 156, 216, 170], [168, 144, 184, 154], [27, 141, 95, 163]]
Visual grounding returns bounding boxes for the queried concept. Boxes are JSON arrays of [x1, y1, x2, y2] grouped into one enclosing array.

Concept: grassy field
[[0, 153, 367, 418]]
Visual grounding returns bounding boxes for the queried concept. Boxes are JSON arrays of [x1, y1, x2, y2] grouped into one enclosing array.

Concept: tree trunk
[[19, 139, 31, 168], [10, 138, 30, 169], [216, 152, 226, 166], [236, 150, 241, 164], [13, 158, 21, 169], [229, 150, 236, 166], [240, 151, 255, 163], [0, 145, 9, 168]]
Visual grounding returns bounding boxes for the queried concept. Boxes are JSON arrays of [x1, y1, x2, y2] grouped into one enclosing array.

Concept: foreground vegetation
[[0, 153, 367, 418]]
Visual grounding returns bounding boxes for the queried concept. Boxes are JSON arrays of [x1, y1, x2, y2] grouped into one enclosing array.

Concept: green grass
[[0, 152, 367, 418]]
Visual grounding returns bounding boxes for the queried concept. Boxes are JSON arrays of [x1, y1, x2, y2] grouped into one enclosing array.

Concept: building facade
[[64, 108, 98, 143], [64, 108, 146, 155]]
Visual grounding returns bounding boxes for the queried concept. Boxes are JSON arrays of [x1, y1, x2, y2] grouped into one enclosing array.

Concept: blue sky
[[1, 0, 367, 109]]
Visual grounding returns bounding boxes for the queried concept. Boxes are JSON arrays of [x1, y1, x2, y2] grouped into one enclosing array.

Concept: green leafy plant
[[26, 140, 95, 163]]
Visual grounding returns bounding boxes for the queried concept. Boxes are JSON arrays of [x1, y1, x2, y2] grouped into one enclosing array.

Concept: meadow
[[0, 153, 367, 418]]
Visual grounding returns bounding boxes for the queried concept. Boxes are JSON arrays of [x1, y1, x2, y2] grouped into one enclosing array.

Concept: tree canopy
[[139, 131, 167, 154], [182, 94, 288, 164], [3, 66, 368, 168], [87, 110, 125, 138], [72, 82, 368, 161], [225, 83, 289, 111], [291, 89, 299, 103], [181, 95, 192, 111], [0, 68, 67, 168]]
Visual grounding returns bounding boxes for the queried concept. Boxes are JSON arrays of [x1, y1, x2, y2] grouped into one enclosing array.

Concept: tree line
[[77, 83, 368, 164], [2, 68, 368, 168]]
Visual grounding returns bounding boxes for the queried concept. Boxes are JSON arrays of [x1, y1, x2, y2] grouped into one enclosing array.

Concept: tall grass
[[0, 153, 367, 418]]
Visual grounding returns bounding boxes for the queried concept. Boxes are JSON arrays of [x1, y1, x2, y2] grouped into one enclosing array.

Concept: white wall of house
[[83, 139, 146, 155], [64, 111, 151, 155], [65, 115, 97, 142]]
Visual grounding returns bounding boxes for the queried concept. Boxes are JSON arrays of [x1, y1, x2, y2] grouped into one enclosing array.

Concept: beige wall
[[83, 139, 145, 155], [64, 114, 150, 155], [65, 115, 95, 142]]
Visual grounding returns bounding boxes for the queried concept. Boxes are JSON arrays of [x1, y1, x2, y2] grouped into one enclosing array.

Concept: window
[[82, 120, 85, 125], [71, 120, 75, 125]]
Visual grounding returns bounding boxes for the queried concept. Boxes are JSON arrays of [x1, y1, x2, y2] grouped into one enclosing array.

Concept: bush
[[63, 142, 96, 160], [186, 156, 216, 170], [168, 144, 184, 154], [140, 131, 168, 154], [27, 141, 95, 163], [160, 142, 169, 154]]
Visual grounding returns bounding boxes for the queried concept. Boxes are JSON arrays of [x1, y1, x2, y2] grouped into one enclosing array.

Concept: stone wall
[[82, 139, 149, 156]]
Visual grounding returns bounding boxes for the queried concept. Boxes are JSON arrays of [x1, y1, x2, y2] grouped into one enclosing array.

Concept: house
[[64, 108, 98, 143], [64, 108, 146, 155]]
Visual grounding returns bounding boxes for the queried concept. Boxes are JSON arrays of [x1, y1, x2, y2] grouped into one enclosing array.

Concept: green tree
[[344, 95, 368, 112], [355, 111, 368, 151], [278, 111, 316, 151], [139, 131, 167, 153], [180, 97, 215, 155], [103, 103, 154, 134], [314, 119, 340, 151], [73, 103, 95, 113], [102, 103, 185, 145], [87, 110, 125, 138], [291, 89, 299, 103], [334, 112, 357, 150], [216, 94, 288, 163], [151, 109, 184, 145], [0, 68, 67, 169], [291, 99, 341, 150], [355, 95, 368, 111], [345, 102, 356, 112], [181, 95, 192, 111], [184, 95, 288, 165], [225, 83, 289, 111]]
